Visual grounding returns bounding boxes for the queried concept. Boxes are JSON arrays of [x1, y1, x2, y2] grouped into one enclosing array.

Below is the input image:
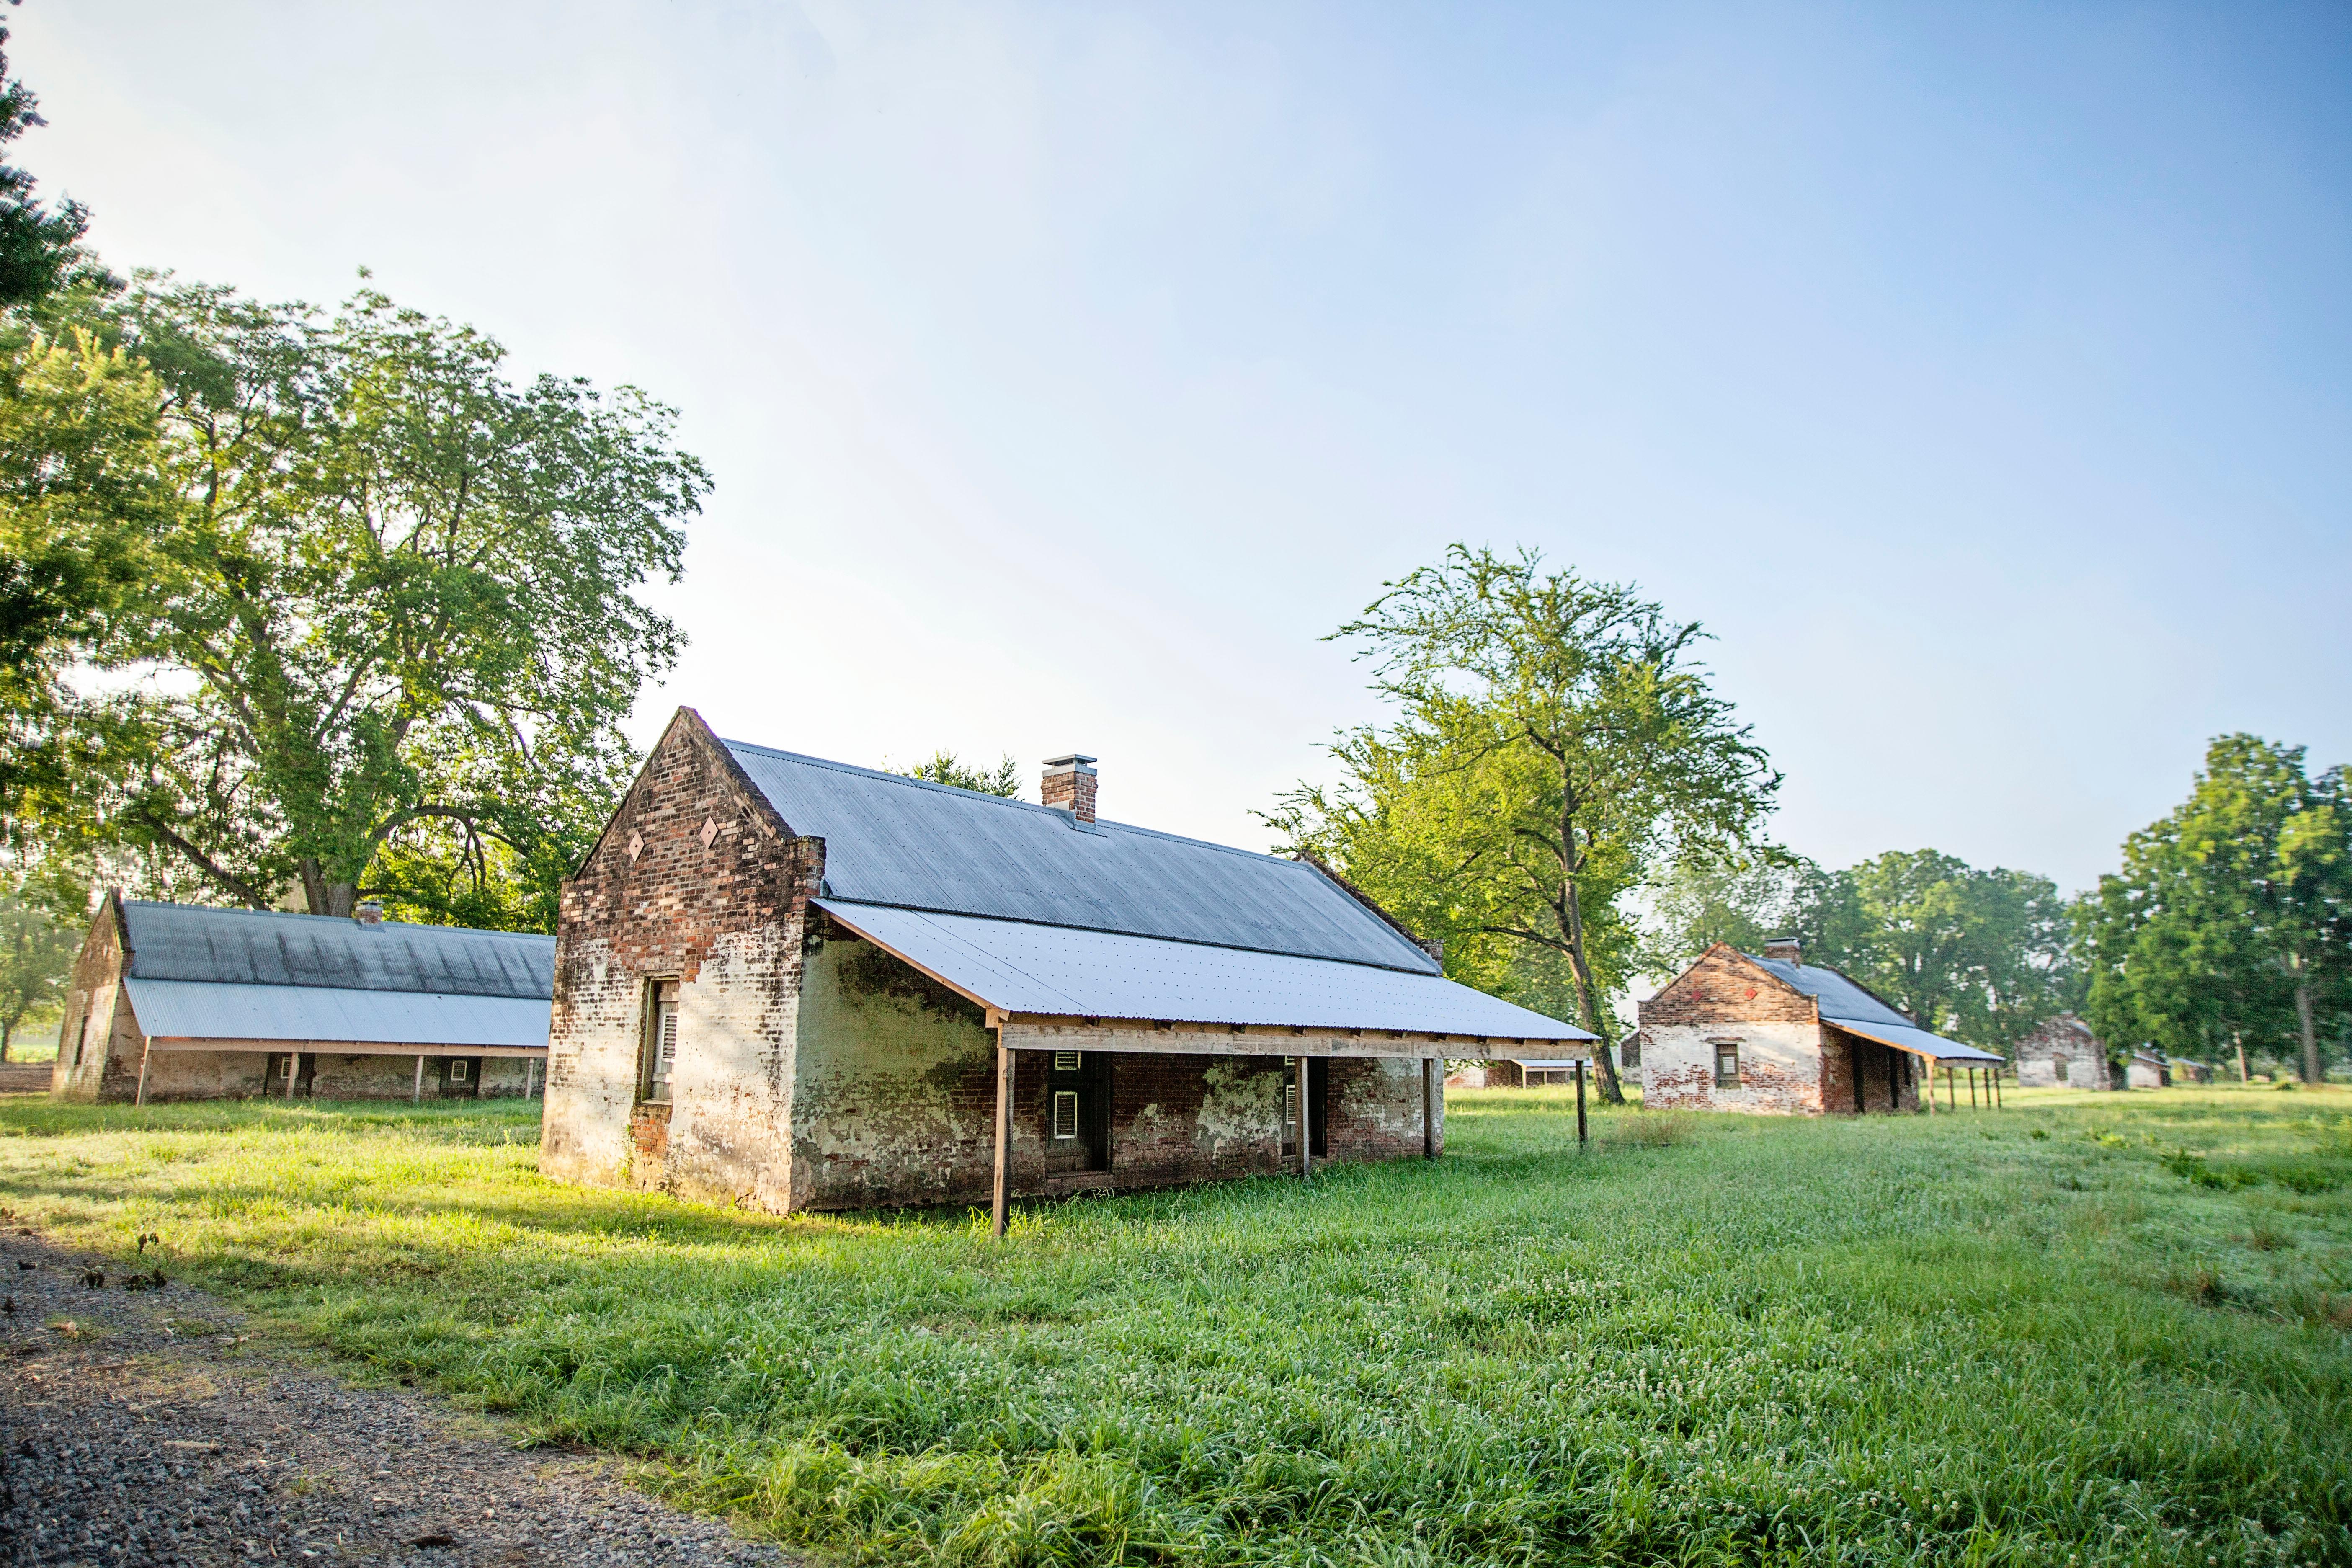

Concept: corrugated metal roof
[[1823, 1015, 2005, 1065], [124, 978, 551, 1048], [1747, 955, 1914, 1029], [1746, 952, 2002, 1063], [122, 903, 553, 998], [818, 899, 1592, 1041], [726, 741, 1439, 974]]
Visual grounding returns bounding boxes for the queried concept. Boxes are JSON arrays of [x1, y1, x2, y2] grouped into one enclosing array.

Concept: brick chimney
[[1761, 934, 1800, 966], [1041, 754, 1098, 823], [354, 900, 385, 928]]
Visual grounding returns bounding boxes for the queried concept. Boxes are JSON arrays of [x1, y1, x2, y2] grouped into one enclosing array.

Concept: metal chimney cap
[[1042, 753, 1098, 771]]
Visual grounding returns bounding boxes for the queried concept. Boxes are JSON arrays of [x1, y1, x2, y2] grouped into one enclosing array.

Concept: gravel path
[[0, 1227, 791, 1567]]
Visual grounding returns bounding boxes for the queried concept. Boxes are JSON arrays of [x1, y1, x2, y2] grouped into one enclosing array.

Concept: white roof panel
[[815, 899, 1592, 1041], [125, 978, 551, 1049]]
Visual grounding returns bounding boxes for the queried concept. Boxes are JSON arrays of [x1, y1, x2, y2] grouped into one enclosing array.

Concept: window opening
[[1710, 1038, 1741, 1088], [1052, 1090, 1078, 1140], [449, 1059, 471, 1083], [2053, 1056, 2069, 1082], [642, 980, 680, 1103], [1283, 1081, 1298, 1128], [1053, 1050, 1081, 1072]]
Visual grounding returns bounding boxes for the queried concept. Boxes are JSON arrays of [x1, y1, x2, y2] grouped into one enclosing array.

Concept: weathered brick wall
[[51, 898, 133, 1102], [541, 709, 822, 1209], [2013, 1015, 2110, 1089], [789, 931, 1002, 1210], [1641, 1022, 1824, 1113], [1638, 945, 1824, 1113], [791, 940, 1436, 1209], [137, 1050, 268, 1100]]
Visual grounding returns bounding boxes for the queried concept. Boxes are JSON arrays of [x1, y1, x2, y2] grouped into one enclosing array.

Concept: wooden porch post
[[1421, 1057, 1436, 1160], [1575, 1059, 1588, 1146], [992, 1038, 1014, 1239], [286, 1051, 299, 1101], [1992, 1067, 2001, 1109], [413, 1054, 426, 1104], [134, 1039, 152, 1107], [1297, 1056, 1311, 1178]]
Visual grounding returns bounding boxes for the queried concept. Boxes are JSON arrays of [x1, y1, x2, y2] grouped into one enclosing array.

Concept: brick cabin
[[1633, 938, 2002, 1114], [51, 895, 552, 1104], [539, 709, 1592, 1218], [2011, 1013, 2111, 1091]]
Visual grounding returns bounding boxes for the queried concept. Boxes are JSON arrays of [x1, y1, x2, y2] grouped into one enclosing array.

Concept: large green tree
[[1639, 850, 1808, 977], [25, 276, 710, 925], [0, 23, 142, 825], [1792, 849, 2072, 1050], [1267, 545, 1780, 1102], [0, 867, 77, 1060], [2078, 735, 2349, 1083], [0, 23, 91, 309]]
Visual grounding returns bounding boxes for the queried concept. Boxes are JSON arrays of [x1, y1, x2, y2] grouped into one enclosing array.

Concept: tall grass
[[2, 1086, 2347, 1565]]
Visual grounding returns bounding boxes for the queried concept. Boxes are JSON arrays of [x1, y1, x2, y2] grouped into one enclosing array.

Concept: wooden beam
[[1575, 1059, 1588, 1146], [413, 1054, 425, 1104], [1296, 1055, 1311, 1179], [1421, 1056, 1435, 1160], [999, 1017, 1586, 1062], [992, 1036, 1014, 1239]]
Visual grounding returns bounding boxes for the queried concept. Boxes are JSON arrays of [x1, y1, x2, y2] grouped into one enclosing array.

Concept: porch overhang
[[1825, 1016, 2004, 1065], [813, 897, 1593, 1057]]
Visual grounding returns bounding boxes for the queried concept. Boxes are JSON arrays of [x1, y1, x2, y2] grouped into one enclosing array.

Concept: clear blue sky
[[20, 2, 2350, 892]]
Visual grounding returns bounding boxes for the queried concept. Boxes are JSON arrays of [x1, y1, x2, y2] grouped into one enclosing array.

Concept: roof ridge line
[[812, 895, 1445, 977], [720, 737, 1325, 868]]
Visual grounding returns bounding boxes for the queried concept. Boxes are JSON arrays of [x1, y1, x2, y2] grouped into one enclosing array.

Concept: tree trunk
[[0, 1018, 10, 1064], [2296, 982, 2321, 1085], [1559, 881, 1626, 1105], [298, 858, 358, 919], [2233, 1032, 2247, 1085]]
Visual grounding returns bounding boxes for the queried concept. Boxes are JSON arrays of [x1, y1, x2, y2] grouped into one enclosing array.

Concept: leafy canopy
[[2077, 735, 2349, 1081], [893, 750, 1022, 799], [1268, 545, 1779, 1101], [1793, 850, 2073, 1049], [21, 276, 710, 926]]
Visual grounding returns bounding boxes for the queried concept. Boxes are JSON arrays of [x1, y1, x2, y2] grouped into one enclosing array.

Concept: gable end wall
[[1636, 945, 1827, 1114], [541, 711, 824, 1208]]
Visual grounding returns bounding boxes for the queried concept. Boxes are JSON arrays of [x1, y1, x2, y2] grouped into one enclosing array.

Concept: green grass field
[[3, 1086, 2347, 1567]]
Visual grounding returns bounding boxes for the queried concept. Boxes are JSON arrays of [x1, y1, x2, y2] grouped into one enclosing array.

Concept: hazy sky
[[17, 3, 2349, 892]]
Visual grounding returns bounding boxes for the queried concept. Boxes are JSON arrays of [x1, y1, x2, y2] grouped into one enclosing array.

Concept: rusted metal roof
[[816, 899, 1593, 1042], [121, 902, 553, 998], [726, 740, 1440, 974]]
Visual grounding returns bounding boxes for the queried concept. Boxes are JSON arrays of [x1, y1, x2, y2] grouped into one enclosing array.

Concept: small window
[[642, 979, 680, 1103], [1283, 1081, 1298, 1128], [449, 1059, 471, 1084], [70, 997, 90, 1067], [1712, 1039, 1741, 1088], [2053, 1056, 2069, 1083], [1052, 1090, 1079, 1140], [1053, 1050, 1081, 1072]]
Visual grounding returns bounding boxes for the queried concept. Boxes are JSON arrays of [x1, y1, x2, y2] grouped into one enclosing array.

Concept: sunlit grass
[[3, 1085, 2347, 1565]]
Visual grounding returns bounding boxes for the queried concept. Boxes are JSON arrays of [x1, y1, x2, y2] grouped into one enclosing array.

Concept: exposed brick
[[1635, 944, 1919, 1116], [542, 709, 1440, 1214]]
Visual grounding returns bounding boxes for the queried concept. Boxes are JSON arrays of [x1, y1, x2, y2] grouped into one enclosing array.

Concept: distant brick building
[[1634, 939, 2001, 1115], [539, 710, 1592, 1220], [51, 896, 552, 1104], [2012, 1014, 2110, 1090]]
